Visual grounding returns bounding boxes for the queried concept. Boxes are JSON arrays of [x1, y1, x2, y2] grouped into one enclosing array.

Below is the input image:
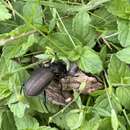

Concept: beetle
[[24, 61, 67, 96]]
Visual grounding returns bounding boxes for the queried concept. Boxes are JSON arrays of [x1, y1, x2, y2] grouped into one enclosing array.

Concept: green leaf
[[47, 32, 82, 57], [93, 107, 111, 117], [86, 0, 110, 10], [0, 2, 11, 21], [27, 96, 48, 113], [0, 81, 11, 101], [17, 34, 37, 57], [116, 87, 130, 110], [111, 95, 122, 113], [8, 94, 29, 118], [41, 1, 81, 13], [1, 111, 17, 130], [78, 46, 103, 74], [65, 110, 84, 130], [94, 94, 122, 114], [2, 34, 37, 60], [12, 1, 25, 25], [106, 0, 130, 20], [116, 47, 130, 64], [99, 45, 107, 64], [94, 94, 122, 115], [72, 9, 90, 40], [94, 94, 111, 116], [72, 9, 96, 48], [111, 109, 119, 130], [73, 91, 82, 109], [108, 55, 130, 85], [91, 7, 117, 31], [98, 118, 112, 130], [5, 24, 31, 37], [23, 1, 43, 25], [68, 45, 82, 61], [117, 19, 130, 47], [84, 28, 96, 48], [0, 59, 29, 118], [3, 60, 29, 90], [34, 54, 49, 61], [15, 115, 39, 130], [49, 111, 70, 130], [78, 116, 100, 130]]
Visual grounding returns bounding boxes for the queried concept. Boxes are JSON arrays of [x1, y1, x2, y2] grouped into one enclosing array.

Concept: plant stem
[[56, 9, 76, 48]]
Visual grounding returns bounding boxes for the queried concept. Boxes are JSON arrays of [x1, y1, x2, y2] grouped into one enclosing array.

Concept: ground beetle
[[24, 61, 67, 96]]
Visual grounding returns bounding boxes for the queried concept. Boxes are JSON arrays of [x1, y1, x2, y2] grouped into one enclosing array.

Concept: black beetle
[[24, 61, 67, 96]]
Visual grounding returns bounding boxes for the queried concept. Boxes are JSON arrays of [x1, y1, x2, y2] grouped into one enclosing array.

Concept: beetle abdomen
[[24, 68, 54, 96]]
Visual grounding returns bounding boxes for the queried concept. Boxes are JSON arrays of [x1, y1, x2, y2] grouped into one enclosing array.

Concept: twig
[[104, 32, 118, 39], [123, 109, 130, 126], [101, 37, 112, 50]]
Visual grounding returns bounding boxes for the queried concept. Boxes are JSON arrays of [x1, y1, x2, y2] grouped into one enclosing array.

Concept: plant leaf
[[65, 110, 84, 129], [47, 32, 82, 58], [86, 0, 110, 10], [8, 94, 29, 118], [0, 2, 11, 21], [106, 0, 130, 20], [23, 0, 43, 25], [116, 47, 130, 64], [116, 87, 130, 110], [111, 109, 118, 130], [98, 118, 112, 130], [73, 10, 90, 41], [2, 34, 36, 60], [79, 116, 100, 130], [117, 19, 130, 47], [78, 46, 103, 74], [72, 9, 96, 48], [108, 55, 130, 85], [1, 111, 17, 130], [14, 115, 39, 130], [0, 81, 11, 101]]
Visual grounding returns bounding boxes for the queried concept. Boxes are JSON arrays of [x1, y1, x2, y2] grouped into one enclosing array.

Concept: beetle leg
[[59, 81, 66, 100], [20, 85, 23, 94], [43, 90, 49, 112], [20, 80, 27, 95]]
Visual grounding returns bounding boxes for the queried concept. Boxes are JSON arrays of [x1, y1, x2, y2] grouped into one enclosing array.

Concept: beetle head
[[50, 61, 67, 77]]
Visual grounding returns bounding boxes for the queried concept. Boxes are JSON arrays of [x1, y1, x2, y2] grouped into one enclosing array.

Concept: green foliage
[[0, 0, 130, 130], [116, 87, 130, 110], [117, 19, 130, 47], [116, 47, 130, 64], [111, 109, 118, 130], [78, 46, 103, 74], [65, 110, 84, 129], [72, 9, 96, 48], [14, 115, 39, 130], [106, 0, 130, 20], [1, 111, 17, 130], [108, 55, 130, 85], [23, 0, 43, 25], [0, 2, 11, 21]]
